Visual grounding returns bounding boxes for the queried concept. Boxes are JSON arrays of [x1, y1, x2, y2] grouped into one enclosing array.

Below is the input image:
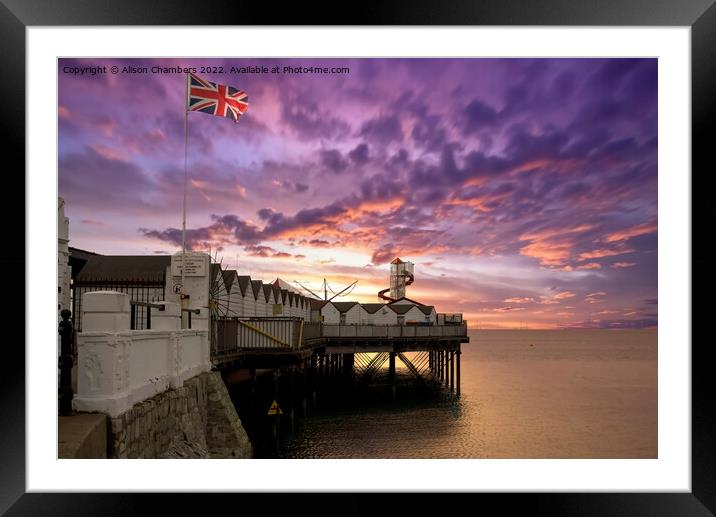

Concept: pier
[[61, 224, 470, 458]]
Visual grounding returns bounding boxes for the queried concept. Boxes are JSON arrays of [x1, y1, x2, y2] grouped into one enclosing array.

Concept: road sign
[[267, 400, 283, 416], [172, 283, 183, 294]]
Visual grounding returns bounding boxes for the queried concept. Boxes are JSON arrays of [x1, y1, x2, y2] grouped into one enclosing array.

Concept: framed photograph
[[5, 0, 712, 514]]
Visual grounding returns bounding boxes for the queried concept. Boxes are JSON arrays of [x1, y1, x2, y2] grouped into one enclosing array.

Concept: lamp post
[[58, 309, 74, 415]]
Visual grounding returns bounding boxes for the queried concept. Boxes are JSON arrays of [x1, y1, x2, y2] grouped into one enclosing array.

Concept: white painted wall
[[226, 277, 244, 318], [73, 291, 210, 418], [166, 252, 211, 329], [341, 304, 362, 324], [372, 305, 398, 325], [423, 308, 437, 324], [401, 305, 428, 324], [242, 290, 255, 317], [320, 302, 340, 324]]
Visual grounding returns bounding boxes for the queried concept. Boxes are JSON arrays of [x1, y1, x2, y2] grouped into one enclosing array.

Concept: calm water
[[279, 329, 657, 459]]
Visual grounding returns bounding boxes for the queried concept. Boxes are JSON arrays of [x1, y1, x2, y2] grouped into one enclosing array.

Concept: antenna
[[293, 280, 322, 300], [327, 280, 359, 302]]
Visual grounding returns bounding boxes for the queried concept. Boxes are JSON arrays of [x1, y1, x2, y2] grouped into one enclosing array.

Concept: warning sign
[[267, 400, 283, 416]]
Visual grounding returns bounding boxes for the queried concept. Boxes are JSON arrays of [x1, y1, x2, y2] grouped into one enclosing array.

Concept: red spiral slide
[[378, 271, 414, 302]]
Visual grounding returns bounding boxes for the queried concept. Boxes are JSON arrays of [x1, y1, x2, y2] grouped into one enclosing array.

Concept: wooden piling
[[449, 350, 454, 392], [456, 346, 461, 397], [444, 350, 450, 387]]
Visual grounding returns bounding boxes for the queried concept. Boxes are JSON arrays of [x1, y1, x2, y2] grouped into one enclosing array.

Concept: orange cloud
[[605, 222, 657, 243], [578, 247, 634, 260], [612, 261, 637, 269], [519, 240, 572, 266], [553, 290, 576, 300], [504, 297, 535, 304], [577, 262, 601, 270], [518, 224, 596, 267]]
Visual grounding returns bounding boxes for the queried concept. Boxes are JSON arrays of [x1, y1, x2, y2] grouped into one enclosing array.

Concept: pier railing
[[213, 318, 469, 359], [302, 322, 468, 340], [214, 317, 306, 357]]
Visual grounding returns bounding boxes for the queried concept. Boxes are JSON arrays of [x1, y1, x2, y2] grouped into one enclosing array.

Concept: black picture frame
[[2, 1, 712, 514]]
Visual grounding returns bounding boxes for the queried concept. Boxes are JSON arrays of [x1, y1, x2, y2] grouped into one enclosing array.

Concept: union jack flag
[[187, 73, 248, 122]]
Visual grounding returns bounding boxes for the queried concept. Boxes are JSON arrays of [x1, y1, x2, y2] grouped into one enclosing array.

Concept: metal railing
[[182, 308, 201, 329], [213, 317, 305, 357], [302, 322, 469, 340], [72, 277, 166, 332], [129, 301, 165, 330]]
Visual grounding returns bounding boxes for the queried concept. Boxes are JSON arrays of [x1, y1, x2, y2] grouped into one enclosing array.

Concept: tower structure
[[389, 257, 414, 300]]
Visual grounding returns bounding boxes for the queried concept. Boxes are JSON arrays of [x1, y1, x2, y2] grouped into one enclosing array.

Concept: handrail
[[129, 300, 165, 330], [181, 308, 201, 329]]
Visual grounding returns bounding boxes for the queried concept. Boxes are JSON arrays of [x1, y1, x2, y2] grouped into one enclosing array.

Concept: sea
[[278, 329, 657, 459]]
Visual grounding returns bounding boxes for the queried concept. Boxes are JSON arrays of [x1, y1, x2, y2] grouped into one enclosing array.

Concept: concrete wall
[[73, 291, 211, 418]]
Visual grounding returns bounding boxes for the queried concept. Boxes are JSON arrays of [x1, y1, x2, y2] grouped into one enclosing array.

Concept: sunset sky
[[58, 58, 657, 329]]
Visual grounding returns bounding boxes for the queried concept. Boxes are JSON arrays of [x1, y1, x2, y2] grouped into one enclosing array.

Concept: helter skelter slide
[[378, 257, 415, 302]]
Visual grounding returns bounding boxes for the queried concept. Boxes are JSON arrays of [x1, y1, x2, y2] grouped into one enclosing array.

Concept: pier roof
[[262, 284, 273, 302], [360, 303, 385, 314], [250, 280, 263, 299], [75, 255, 170, 282], [236, 276, 251, 296], [222, 269, 237, 291], [309, 299, 328, 310], [388, 304, 416, 315], [332, 301, 359, 313], [417, 306, 436, 315], [387, 296, 425, 306]]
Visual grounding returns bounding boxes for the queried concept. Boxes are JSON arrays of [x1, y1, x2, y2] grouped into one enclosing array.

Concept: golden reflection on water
[[280, 329, 657, 459]]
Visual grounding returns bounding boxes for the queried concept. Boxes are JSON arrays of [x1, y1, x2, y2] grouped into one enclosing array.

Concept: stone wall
[[108, 371, 251, 459]]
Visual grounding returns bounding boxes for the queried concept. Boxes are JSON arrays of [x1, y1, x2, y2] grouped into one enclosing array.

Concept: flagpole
[[181, 72, 189, 299]]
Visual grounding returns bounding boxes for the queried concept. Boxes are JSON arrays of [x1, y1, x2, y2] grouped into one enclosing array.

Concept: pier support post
[[438, 350, 442, 381], [449, 350, 455, 392], [445, 351, 449, 387], [343, 353, 354, 379], [456, 346, 461, 397], [272, 370, 280, 453], [302, 362, 308, 417], [289, 368, 296, 433], [389, 352, 396, 400]]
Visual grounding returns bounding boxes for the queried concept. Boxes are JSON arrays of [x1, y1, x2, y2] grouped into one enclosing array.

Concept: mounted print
[[57, 57, 657, 460]]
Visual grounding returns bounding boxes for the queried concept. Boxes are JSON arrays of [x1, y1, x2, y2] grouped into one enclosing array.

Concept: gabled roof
[[222, 269, 237, 291], [287, 291, 294, 305], [251, 280, 263, 299], [332, 301, 359, 313], [309, 299, 328, 310], [262, 284, 274, 302], [388, 303, 417, 315], [418, 305, 435, 315], [360, 303, 385, 314], [75, 255, 170, 282], [236, 275, 251, 297], [387, 296, 425, 306], [68, 247, 101, 279]]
